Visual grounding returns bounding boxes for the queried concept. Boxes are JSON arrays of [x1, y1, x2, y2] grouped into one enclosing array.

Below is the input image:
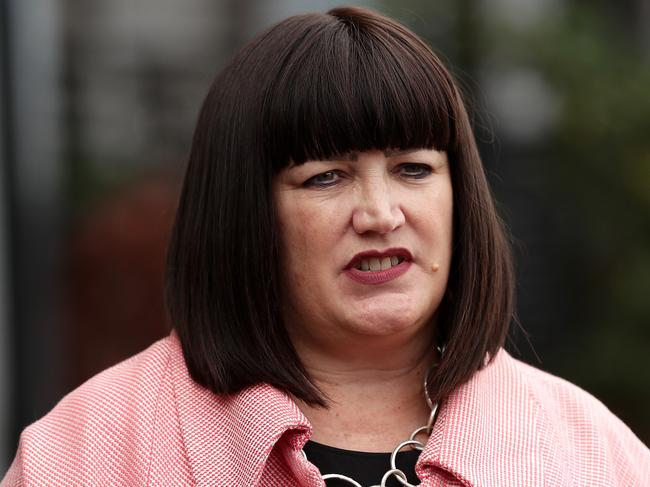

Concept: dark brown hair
[[166, 6, 514, 406]]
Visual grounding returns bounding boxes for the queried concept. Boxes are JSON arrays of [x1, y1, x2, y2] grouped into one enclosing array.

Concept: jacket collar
[[170, 331, 546, 486], [169, 333, 314, 485], [418, 349, 550, 486]]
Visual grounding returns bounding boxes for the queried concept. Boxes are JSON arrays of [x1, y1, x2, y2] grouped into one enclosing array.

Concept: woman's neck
[[293, 333, 437, 452]]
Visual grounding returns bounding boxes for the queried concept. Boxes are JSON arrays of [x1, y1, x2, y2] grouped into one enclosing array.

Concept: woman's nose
[[351, 179, 405, 235]]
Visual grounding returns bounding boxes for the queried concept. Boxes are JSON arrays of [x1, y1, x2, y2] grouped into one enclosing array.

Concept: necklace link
[[306, 400, 438, 486], [307, 351, 443, 486]]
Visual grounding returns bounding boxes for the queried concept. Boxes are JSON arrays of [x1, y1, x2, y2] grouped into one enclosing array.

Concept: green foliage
[[521, 7, 650, 419], [379, 0, 650, 441]]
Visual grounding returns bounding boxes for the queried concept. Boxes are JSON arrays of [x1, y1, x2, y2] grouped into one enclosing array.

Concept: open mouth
[[354, 255, 406, 272], [346, 248, 413, 272], [345, 248, 412, 285]]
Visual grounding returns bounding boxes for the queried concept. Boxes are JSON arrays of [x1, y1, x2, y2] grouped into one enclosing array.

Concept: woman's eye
[[398, 163, 432, 179], [303, 171, 342, 188]]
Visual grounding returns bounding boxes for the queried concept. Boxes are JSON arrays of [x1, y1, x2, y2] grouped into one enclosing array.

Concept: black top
[[303, 440, 420, 486]]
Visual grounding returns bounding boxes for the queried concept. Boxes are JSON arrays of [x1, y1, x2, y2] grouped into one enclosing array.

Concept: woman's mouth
[[353, 255, 405, 272], [345, 248, 412, 285], [345, 259, 411, 285]]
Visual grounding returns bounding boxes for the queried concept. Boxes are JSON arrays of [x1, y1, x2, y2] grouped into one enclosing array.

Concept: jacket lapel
[[169, 333, 319, 485], [417, 350, 564, 486]]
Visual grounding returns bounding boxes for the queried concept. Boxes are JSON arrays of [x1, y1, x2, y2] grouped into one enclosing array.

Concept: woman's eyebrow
[[322, 149, 418, 162], [340, 152, 359, 161], [383, 149, 417, 157]]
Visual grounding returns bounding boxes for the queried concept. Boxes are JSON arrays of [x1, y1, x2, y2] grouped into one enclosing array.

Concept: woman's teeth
[[356, 256, 403, 272]]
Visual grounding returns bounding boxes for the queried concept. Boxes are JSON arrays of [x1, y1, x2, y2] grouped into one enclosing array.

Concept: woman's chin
[[338, 292, 434, 335], [342, 307, 431, 338]]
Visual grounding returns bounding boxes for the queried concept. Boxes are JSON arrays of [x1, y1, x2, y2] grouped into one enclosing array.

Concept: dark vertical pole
[[455, 0, 480, 71], [0, 0, 18, 468], [2, 0, 64, 465], [223, 0, 255, 55]]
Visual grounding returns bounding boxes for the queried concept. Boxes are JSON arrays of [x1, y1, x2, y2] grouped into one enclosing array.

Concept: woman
[[3, 6, 648, 487]]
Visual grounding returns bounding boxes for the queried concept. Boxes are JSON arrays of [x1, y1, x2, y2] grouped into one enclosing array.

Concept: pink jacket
[[2, 333, 649, 486]]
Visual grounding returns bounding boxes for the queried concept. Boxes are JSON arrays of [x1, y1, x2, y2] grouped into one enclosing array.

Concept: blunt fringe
[[166, 6, 515, 406]]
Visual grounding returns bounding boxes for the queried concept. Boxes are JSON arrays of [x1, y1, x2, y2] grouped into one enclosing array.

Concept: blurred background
[[1, 0, 648, 469]]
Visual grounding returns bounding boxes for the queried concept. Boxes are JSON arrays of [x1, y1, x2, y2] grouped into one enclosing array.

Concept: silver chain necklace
[[302, 361, 440, 487]]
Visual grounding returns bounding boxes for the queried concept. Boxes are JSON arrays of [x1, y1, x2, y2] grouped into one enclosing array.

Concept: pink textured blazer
[[2, 332, 649, 486]]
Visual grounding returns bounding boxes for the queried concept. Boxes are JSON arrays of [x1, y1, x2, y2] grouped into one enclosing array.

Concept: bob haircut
[[166, 6, 514, 406]]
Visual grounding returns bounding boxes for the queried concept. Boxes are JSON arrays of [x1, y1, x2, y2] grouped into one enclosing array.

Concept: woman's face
[[273, 149, 453, 352]]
